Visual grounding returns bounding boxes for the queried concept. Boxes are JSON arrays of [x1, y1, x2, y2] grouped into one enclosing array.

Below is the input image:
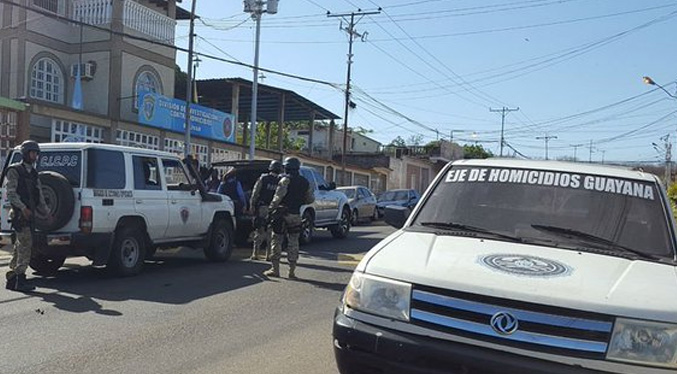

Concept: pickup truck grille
[[410, 286, 613, 358]]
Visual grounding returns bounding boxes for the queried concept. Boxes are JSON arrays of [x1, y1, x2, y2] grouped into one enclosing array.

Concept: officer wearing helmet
[[265, 157, 314, 279], [249, 160, 283, 260], [5, 140, 49, 292]]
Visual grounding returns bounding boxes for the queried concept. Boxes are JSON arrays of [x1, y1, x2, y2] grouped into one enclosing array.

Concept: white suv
[[335, 159, 677, 374], [0, 143, 236, 276]]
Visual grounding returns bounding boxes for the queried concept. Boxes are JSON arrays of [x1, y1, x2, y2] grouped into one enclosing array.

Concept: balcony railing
[[73, 0, 175, 42]]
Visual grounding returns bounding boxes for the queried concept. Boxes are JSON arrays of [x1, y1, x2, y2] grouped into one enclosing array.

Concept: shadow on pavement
[[24, 256, 271, 312]]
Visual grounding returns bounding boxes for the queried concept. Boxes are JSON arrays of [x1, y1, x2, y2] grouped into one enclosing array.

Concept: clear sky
[[175, 0, 677, 163]]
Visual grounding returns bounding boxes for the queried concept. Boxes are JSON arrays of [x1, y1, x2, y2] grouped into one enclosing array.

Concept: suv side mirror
[[329, 182, 336, 190], [384, 206, 410, 229]]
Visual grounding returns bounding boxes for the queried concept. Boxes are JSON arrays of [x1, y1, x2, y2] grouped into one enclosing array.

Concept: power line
[[0, 0, 341, 89]]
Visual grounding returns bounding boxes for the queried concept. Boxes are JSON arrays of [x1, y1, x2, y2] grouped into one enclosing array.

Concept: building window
[[116, 130, 159, 150], [30, 58, 64, 104], [33, 0, 59, 13], [212, 148, 241, 163], [163, 139, 208, 167], [52, 120, 104, 143], [134, 70, 161, 110]]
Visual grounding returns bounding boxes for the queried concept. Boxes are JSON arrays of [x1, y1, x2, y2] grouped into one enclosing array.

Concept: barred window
[[116, 130, 160, 150], [52, 120, 104, 143], [30, 58, 63, 104]]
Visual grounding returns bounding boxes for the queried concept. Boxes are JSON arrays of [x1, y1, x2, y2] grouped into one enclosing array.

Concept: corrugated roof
[[191, 78, 341, 122]]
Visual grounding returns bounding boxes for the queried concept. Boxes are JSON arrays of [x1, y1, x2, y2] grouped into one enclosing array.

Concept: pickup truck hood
[[363, 230, 677, 322]]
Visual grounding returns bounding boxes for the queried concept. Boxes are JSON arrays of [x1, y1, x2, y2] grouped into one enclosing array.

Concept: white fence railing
[[72, 0, 175, 42], [73, 0, 112, 26], [123, 0, 175, 43]]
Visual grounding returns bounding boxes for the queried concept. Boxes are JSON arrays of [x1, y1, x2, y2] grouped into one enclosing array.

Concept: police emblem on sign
[[143, 94, 156, 122], [180, 207, 190, 224]]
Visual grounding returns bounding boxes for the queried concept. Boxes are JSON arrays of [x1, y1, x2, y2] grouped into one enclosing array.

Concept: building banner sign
[[138, 90, 236, 144]]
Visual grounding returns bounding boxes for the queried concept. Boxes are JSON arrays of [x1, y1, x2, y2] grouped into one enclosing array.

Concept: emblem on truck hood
[[479, 254, 571, 278]]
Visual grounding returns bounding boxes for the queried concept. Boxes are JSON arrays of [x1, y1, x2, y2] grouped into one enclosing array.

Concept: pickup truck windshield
[[412, 166, 675, 259]]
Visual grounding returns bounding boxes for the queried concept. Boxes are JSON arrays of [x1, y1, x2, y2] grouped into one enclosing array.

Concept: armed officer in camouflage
[[264, 157, 314, 279], [5, 140, 50, 292], [249, 160, 282, 260]]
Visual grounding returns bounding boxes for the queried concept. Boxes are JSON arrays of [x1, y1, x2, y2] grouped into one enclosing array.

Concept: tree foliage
[[463, 144, 493, 159], [389, 136, 406, 147]]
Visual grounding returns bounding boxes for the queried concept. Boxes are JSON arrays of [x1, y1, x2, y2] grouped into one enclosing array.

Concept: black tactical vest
[[259, 173, 280, 206], [282, 174, 310, 214], [9, 162, 40, 211]]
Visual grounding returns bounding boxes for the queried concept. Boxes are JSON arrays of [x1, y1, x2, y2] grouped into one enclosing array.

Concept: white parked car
[[0, 143, 236, 276], [334, 158, 677, 374]]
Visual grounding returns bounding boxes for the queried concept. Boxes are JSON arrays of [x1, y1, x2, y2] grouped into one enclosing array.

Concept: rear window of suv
[[7, 150, 83, 186], [87, 149, 125, 189]]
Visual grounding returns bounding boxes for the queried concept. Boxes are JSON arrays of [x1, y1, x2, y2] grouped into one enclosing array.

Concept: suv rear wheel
[[30, 253, 66, 276], [108, 227, 146, 276]]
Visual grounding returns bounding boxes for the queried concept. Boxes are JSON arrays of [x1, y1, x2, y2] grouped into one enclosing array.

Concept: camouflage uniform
[[249, 171, 280, 260], [5, 161, 48, 288], [266, 175, 314, 279]]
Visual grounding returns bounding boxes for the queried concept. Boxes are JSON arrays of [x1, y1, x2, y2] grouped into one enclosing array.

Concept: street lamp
[[244, 0, 278, 161], [644, 76, 676, 187], [643, 76, 677, 99]]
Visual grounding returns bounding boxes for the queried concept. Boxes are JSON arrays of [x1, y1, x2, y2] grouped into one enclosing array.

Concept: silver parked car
[[337, 185, 378, 225]]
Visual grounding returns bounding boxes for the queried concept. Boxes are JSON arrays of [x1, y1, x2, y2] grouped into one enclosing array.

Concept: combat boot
[[5, 272, 16, 290], [5, 273, 34, 292], [263, 261, 280, 277], [288, 263, 298, 280]]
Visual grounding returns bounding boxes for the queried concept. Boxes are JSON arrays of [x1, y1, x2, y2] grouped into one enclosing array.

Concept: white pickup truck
[[334, 159, 677, 374], [0, 143, 236, 276]]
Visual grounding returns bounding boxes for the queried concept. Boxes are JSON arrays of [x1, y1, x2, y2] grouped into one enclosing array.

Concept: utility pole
[[449, 129, 468, 143], [329, 8, 380, 185], [490, 107, 519, 157], [588, 139, 594, 163], [244, 0, 279, 161], [183, 0, 198, 158], [600, 150, 606, 164], [570, 144, 581, 161], [660, 134, 672, 187], [536, 134, 557, 160]]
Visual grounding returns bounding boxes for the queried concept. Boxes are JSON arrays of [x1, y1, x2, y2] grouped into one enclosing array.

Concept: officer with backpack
[[265, 157, 314, 279], [249, 160, 282, 260], [5, 140, 50, 292]]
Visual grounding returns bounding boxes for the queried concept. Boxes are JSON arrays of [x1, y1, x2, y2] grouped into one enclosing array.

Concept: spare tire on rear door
[[35, 171, 75, 231]]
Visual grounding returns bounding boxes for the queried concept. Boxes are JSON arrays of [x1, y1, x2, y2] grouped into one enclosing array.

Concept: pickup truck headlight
[[343, 272, 411, 321], [607, 318, 677, 368]]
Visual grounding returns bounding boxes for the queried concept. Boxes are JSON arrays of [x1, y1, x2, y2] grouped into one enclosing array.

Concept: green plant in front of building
[[667, 183, 677, 219]]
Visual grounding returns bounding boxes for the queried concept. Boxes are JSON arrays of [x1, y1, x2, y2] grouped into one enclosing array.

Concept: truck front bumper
[[333, 309, 614, 374]]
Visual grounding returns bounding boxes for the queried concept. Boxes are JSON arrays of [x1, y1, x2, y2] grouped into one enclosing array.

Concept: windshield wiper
[[419, 222, 523, 243], [530, 224, 662, 261]]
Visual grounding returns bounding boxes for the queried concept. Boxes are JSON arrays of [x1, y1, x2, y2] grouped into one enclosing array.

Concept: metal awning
[[193, 78, 341, 122]]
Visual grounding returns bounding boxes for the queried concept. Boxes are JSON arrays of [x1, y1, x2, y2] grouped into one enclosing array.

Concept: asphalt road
[[0, 222, 395, 374]]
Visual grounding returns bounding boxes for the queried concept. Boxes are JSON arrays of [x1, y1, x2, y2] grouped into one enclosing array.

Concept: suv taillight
[[79, 206, 93, 233]]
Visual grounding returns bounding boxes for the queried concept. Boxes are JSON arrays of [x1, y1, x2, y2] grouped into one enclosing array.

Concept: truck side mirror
[[384, 206, 410, 229]]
